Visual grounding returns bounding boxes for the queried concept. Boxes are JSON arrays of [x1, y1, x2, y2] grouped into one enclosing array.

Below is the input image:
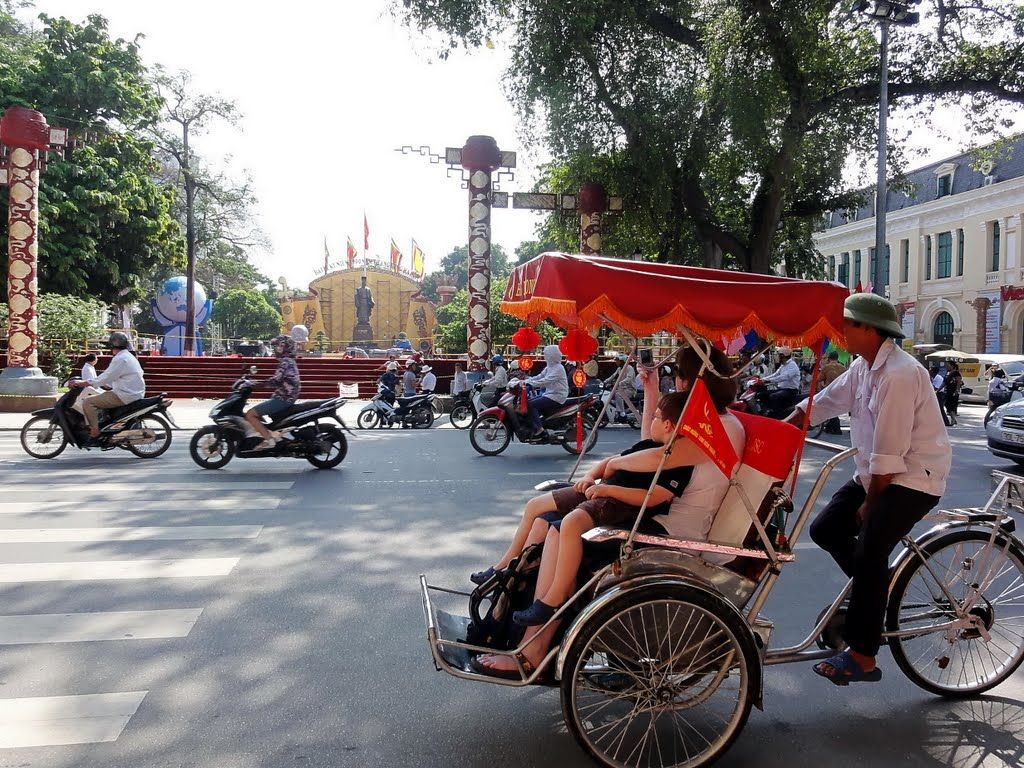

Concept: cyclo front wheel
[[561, 584, 757, 768], [886, 528, 1024, 697]]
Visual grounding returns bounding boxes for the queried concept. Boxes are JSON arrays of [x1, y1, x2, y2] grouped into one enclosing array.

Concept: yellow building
[[280, 264, 439, 350]]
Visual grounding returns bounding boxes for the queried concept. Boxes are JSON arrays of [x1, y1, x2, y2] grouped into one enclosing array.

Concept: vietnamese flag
[[346, 237, 357, 270], [363, 213, 370, 251], [679, 378, 739, 478]]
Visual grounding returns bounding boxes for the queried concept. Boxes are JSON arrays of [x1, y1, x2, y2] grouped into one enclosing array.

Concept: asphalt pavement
[[0, 402, 1020, 767]]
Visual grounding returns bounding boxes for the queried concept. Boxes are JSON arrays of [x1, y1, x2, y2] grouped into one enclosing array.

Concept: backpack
[[465, 544, 543, 650]]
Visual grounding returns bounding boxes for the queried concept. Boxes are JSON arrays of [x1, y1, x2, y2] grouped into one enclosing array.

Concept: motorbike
[[357, 383, 435, 429], [736, 376, 825, 438], [468, 381, 599, 456], [449, 383, 504, 429], [20, 381, 176, 459], [592, 384, 642, 429], [188, 368, 349, 469]]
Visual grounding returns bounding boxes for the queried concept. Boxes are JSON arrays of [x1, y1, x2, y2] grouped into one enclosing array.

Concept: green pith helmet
[[843, 293, 904, 338]]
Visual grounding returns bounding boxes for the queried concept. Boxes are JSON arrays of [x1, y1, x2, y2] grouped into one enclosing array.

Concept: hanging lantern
[[572, 367, 588, 389], [511, 326, 541, 353], [559, 328, 598, 363], [518, 354, 534, 372]]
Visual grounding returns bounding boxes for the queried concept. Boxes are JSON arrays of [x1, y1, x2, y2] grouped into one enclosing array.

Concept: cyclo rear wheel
[[886, 528, 1024, 697], [561, 584, 756, 767]]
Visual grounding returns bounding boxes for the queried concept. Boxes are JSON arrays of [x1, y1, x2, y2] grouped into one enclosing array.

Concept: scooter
[[449, 383, 504, 429], [20, 380, 176, 459], [357, 384, 435, 429], [592, 384, 642, 429], [188, 367, 349, 469], [468, 381, 599, 456]]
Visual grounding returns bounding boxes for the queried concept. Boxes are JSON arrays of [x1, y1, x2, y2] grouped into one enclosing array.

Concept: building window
[[838, 253, 849, 287], [853, 249, 862, 288], [956, 229, 964, 276], [937, 174, 952, 198], [925, 236, 932, 280], [828, 255, 835, 281], [900, 239, 909, 282], [933, 311, 954, 347], [869, 248, 877, 291], [883, 244, 891, 291], [991, 220, 1001, 272], [937, 232, 952, 279]]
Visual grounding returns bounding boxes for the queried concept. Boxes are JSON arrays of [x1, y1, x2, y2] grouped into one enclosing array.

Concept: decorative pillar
[[969, 297, 992, 354], [578, 183, 608, 255], [0, 107, 66, 410], [461, 136, 503, 365]]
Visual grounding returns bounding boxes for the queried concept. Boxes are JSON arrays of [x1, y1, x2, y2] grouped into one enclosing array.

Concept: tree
[[210, 288, 282, 343], [419, 243, 512, 301], [434, 276, 520, 352], [0, 293, 107, 378], [0, 12, 183, 301], [399, 1, 1024, 273]]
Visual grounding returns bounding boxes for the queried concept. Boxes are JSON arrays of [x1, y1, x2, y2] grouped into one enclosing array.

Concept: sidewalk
[[0, 398, 373, 431]]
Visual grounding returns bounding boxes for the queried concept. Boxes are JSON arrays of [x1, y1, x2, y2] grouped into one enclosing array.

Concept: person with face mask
[[522, 344, 569, 438]]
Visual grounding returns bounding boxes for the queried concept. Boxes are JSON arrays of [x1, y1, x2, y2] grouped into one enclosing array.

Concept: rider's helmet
[[776, 346, 793, 357], [491, 354, 505, 367], [509, 359, 520, 371], [270, 335, 296, 357], [107, 331, 131, 351], [843, 293, 905, 338]]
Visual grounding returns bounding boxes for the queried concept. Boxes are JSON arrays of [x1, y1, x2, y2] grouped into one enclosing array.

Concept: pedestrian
[[786, 292, 951, 686], [986, 368, 1011, 425], [930, 364, 952, 427], [81, 353, 98, 382], [419, 365, 436, 394], [452, 362, 469, 395], [403, 362, 418, 397], [944, 362, 962, 426], [819, 351, 846, 435]]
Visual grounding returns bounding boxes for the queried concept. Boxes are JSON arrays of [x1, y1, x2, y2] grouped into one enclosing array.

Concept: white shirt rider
[[81, 360, 97, 381], [85, 349, 145, 404], [420, 369, 437, 393], [763, 357, 800, 390]]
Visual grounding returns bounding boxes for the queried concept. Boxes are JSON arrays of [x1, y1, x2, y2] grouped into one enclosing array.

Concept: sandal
[[813, 651, 882, 686], [470, 566, 497, 586], [513, 599, 558, 626], [470, 652, 536, 680]]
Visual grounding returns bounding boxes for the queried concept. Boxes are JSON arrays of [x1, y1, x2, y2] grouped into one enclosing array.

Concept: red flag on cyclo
[[679, 378, 739, 478]]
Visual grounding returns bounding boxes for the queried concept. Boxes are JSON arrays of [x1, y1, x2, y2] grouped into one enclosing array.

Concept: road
[[0, 403, 1021, 768]]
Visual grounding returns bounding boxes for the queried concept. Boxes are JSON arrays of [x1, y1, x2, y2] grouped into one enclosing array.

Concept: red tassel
[[576, 411, 583, 452], [519, 387, 528, 414]]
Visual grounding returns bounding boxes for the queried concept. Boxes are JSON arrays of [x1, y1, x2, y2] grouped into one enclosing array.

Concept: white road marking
[[0, 609, 203, 645], [0, 691, 147, 748], [0, 525, 263, 543], [0, 497, 284, 514], [1, 482, 292, 492], [0, 557, 240, 582]]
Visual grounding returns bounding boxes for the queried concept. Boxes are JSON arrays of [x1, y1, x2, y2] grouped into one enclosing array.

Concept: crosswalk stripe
[[0, 526, 263, 543], [0, 497, 284, 514], [0, 557, 240, 582], [0, 609, 203, 645], [0, 691, 147, 748], [1, 481, 293, 492]]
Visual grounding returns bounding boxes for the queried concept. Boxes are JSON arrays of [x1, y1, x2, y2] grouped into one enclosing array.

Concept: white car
[[986, 395, 1024, 465]]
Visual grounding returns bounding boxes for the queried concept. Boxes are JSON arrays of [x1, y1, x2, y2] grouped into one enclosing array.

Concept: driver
[[71, 332, 145, 442], [522, 344, 569, 439], [603, 354, 637, 418], [762, 345, 800, 413], [245, 335, 300, 451]]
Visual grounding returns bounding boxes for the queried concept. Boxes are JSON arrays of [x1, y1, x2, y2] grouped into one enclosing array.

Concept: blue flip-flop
[[813, 651, 882, 686]]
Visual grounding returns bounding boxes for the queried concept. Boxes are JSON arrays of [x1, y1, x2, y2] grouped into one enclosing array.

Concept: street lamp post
[[855, 1, 920, 293]]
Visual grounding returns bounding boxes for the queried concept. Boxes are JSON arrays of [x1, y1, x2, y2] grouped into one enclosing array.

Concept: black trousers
[[809, 479, 940, 656]]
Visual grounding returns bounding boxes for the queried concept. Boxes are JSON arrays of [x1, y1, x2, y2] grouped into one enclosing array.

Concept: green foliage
[[0, 293, 107, 378], [399, 0, 1024, 274], [420, 243, 511, 301], [210, 288, 282, 343], [434, 276, 520, 352], [0, 12, 183, 301]]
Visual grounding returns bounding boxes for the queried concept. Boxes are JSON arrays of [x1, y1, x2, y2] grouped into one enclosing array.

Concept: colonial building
[[814, 134, 1024, 354]]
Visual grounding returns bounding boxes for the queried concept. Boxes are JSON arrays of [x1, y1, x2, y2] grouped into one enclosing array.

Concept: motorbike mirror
[[249, 365, 258, 375]]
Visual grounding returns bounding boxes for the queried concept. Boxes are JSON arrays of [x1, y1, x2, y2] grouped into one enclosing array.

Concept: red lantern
[[559, 328, 598, 362], [572, 367, 588, 389], [511, 326, 541, 353], [518, 354, 534, 372]]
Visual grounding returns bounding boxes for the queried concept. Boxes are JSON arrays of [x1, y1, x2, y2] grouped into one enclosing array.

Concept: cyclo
[[419, 253, 1024, 768]]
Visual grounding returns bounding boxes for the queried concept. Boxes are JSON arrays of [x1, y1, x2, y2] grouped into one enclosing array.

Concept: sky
[[21, 2, 1023, 292]]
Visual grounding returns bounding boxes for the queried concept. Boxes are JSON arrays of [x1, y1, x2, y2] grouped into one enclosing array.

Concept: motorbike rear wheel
[[20, 416, 68, 459], [449, 404, 474, 429], [561, 414, 598, 455], [124, 415, 173, 458], [409, 405, 434, 429], [357, 409, 380, 429], [306, 424, 348, 469], [469, 415, 512, 456], [189, 425, 236, 469]]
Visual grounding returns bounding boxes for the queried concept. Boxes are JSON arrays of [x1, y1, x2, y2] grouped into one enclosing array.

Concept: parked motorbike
[[188, 368, 349, 469], [592, 384, 642, 429], [468, 381, 599, 456], [20, 381, 175, 459], [357, 384, 435, 429], [449, 383, 503, 429]]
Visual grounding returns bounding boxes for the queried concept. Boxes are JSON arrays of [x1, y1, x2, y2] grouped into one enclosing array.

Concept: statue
[[355, 275, 375, 324]]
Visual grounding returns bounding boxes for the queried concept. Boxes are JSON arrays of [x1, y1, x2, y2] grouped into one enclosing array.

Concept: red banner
[[390, 239, 402, 272], [679, 379, 739, 478], [363, 213, 369, 251], [346, 237, 357, 270]]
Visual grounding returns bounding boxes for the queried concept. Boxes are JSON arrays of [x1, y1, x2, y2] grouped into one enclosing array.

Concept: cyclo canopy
[[500, 252, 849, 349]]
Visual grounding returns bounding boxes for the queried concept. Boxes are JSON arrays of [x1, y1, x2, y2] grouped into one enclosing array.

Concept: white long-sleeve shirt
[[484, 366, 508, 389], [764, 358, 801, 390], [87, 350, 145, 404], [796, 339, 951, 496], [525, 363, 569, 403]]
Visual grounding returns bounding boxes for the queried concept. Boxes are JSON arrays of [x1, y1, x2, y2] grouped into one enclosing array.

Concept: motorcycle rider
[[245, 335, 300, 451], [71, 332, 145, 441], [603, 353, 637, 419], [761, 345, 801, 415], [523, 344, 569, 439]]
